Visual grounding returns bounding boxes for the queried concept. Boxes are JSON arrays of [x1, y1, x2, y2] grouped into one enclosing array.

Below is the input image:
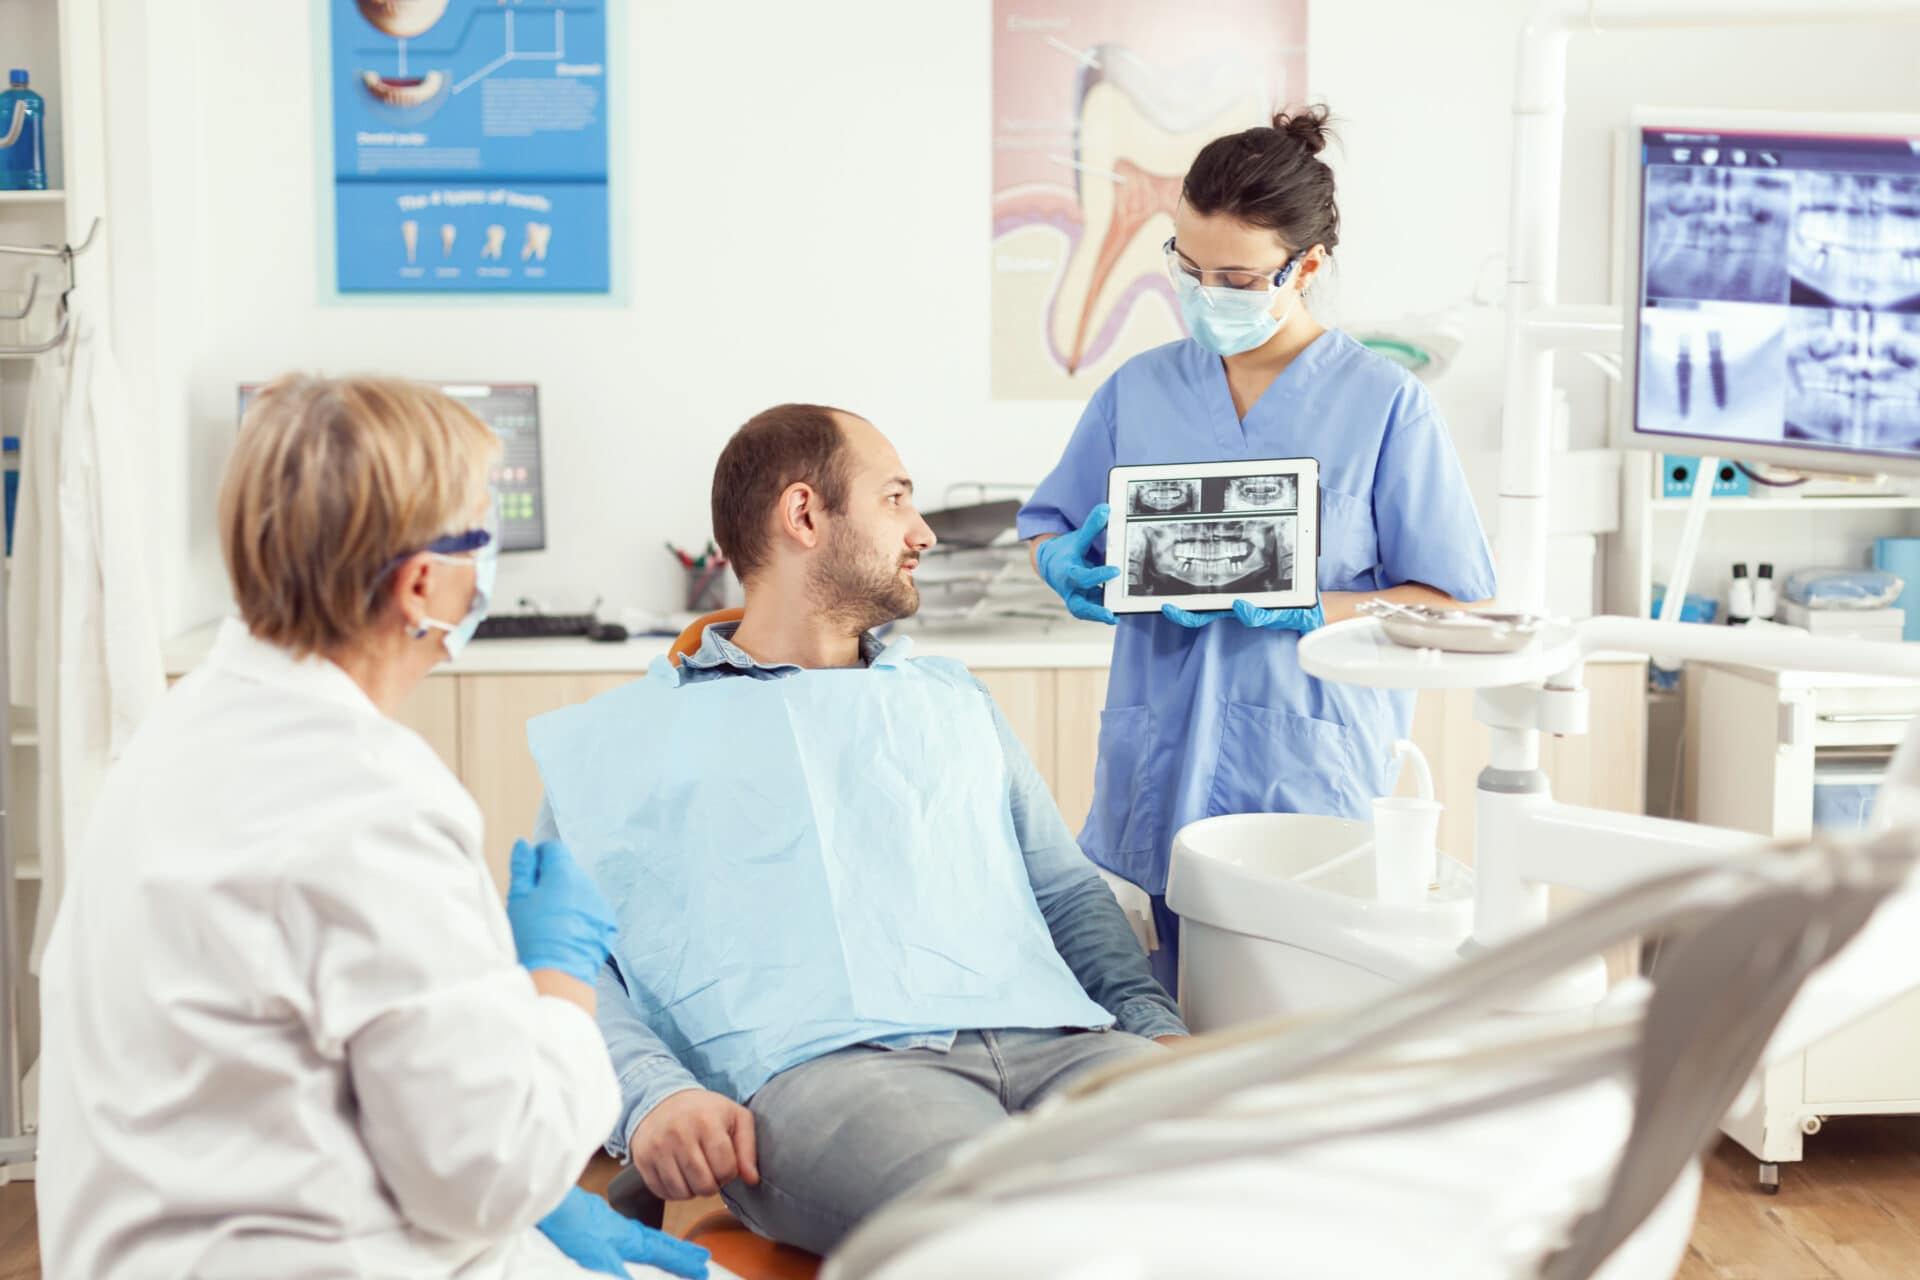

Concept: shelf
[[0, 191, 63, 206], [14, 860, 38, 881], [1651, 496, 1920, 513]]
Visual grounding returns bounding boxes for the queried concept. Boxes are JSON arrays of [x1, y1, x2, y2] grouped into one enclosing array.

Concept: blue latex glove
[[1160, 603, 1231, 628], [506, 839, 619, 984], [1036, 503, 1120, 625], [1231, 598, 1325, 633], [538, 1187, 710, 1279]]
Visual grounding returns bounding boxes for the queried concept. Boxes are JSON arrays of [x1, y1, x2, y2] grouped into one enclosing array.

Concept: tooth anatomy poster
[[327, 0, 611, 294], [991, 1, 1306, 399]]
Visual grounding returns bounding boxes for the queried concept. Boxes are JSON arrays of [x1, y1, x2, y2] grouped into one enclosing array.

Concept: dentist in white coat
[[34, 375, 708, 1279]]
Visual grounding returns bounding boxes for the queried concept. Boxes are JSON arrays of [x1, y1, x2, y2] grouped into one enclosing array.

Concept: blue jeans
[[722, 1028, 1162, 1255]]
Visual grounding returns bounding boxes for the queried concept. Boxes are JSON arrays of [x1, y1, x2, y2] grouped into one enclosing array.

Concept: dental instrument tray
[[911, 488, 1062, 625], [1359, 599, 1548, 654], [1103, 458, 1321, 616]]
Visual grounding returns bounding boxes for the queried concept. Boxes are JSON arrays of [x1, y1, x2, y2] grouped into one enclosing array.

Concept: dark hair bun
[[1270, 104, 1333, 156]]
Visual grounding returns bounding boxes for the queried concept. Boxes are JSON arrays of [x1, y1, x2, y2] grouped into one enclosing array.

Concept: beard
[[809, 524, 920, 634]]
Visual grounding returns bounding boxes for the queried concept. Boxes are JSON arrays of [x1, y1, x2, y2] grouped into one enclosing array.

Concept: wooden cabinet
[[1053, 668, 1111, 832], [975, 670, 1056, 787], [456, 673, 633, 889]]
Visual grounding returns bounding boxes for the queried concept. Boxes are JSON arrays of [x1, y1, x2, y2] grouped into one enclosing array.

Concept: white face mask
[[416, 545, 497, 659], [1175, 274, 1300, 356], [399, 494, 502, 660], [1164, 237, 1306, 357]]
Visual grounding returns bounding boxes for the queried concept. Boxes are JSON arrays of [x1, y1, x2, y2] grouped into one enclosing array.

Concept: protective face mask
[[419, 546, 497, 660], [1174, 272, 1297, 358]]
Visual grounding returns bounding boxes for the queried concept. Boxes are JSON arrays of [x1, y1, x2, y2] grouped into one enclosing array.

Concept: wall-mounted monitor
[[1617, 109, 1920, 475]]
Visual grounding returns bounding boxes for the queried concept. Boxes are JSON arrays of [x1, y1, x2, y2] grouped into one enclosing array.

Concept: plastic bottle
[[1753, 563, 1777, 622], [1727, 563, 1753, 626], [0, 70, 48, 192]]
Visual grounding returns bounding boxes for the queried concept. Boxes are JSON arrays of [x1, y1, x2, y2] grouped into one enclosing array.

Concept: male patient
[[528, 404, 1186, 1255]]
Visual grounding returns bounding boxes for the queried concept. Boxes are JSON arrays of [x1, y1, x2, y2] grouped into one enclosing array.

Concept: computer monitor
[[1617, 109, 1920, 475], [238, 380, 547, 551]]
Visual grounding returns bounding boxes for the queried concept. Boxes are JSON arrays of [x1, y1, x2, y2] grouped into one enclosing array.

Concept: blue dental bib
[[527, 639, 1111, 1102]]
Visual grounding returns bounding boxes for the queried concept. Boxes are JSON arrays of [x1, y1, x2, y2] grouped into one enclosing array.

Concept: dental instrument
[[1358, 598, 1547, 654]]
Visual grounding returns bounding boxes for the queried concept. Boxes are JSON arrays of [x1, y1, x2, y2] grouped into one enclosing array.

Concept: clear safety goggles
[[1163, 236, 1303, 299]]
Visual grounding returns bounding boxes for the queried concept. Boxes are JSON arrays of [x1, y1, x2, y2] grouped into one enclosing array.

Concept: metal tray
[[1359, 599, 1547, 654]]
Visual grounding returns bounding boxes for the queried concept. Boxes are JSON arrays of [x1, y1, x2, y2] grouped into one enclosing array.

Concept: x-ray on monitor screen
[[1629, 119, 1920, 470]]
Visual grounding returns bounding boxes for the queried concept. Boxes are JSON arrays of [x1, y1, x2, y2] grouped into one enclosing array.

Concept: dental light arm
[[1576, 615, 1920, 683]]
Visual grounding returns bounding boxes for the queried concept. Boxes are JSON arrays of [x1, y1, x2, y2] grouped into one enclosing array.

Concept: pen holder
[[685, 562, 731, 613]]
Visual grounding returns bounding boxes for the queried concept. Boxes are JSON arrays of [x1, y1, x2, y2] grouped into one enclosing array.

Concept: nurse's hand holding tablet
[[1034, 502, 1120, 624]]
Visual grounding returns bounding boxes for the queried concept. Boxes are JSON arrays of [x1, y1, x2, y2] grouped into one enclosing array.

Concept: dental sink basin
[[1167, 813, 1475, 1034]]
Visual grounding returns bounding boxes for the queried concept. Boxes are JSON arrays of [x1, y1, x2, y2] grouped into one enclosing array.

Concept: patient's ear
[[777, 481, 824, 552]]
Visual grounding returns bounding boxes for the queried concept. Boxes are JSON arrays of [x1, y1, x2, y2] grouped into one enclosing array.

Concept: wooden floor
[[3, 1122, 1919, 1278], [1681, 1119, 1920, 1280]]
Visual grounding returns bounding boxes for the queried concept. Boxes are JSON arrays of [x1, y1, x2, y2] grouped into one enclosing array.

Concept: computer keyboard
[[472, 612, 596, 640]]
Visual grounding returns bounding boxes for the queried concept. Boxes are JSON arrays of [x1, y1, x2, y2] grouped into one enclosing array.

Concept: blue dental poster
[[327, 0, 611, 293]]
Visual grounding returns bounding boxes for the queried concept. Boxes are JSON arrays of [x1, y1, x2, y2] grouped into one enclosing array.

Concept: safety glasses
[[422, 487, 501, 559], [371, 489, 501, 592], [1163, 236, 1302, 298]]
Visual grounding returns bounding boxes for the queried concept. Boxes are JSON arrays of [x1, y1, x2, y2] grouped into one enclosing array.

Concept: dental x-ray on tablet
[[1103, 459, 1319, 615]]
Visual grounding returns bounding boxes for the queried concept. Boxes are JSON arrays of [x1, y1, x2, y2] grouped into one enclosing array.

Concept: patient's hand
[[631, 1090, 761, 1201]]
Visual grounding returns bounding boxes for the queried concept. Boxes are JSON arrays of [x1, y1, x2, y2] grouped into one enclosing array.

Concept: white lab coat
[[34, 620, 621, 1279], [8, 304, 166, 969]]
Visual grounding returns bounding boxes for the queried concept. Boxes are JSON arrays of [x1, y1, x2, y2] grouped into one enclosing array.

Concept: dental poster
[[991, 1, 1307, 399], [327, 0, 610, 294]]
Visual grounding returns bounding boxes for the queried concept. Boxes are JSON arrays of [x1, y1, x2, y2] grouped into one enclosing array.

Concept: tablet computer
[[1103, 459, 1320, 616]]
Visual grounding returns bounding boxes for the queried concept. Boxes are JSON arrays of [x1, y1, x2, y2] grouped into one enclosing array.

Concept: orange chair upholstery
[[669, 607, 745, 666]]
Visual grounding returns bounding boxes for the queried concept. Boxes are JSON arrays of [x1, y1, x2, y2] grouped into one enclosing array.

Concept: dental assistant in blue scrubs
[[1021, 107, 1497, 992]]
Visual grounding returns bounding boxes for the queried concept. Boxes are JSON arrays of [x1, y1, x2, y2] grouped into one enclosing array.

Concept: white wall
[[113, 1, 1920, 635]]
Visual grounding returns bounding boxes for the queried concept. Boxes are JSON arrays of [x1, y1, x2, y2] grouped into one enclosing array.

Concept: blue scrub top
[[1018, 330, 1497, 895]]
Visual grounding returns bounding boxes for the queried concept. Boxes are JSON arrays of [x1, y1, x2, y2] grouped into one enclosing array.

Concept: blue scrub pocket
[[1208, 701, 1373, 821], [1081, 705, 1158, 859], [1319, 490, 1381, 592]]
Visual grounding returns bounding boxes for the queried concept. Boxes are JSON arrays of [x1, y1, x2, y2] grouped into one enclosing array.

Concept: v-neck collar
[[1195, 329, 1344, 448]]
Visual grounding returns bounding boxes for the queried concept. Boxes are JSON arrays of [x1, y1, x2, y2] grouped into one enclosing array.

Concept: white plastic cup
[[1372, 796, 1441, 906]]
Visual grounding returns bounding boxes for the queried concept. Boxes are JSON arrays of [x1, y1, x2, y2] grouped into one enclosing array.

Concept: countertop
[[165, 614, 1653, 679], [1695, 658, 1920, 691], [162, 616, 1122, 677]]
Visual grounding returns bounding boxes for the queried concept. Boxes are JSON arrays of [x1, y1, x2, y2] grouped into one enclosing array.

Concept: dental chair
[[667, 607, 745, 667], [602, 607, 823, 1279], [823, 824, 1920, 1279]]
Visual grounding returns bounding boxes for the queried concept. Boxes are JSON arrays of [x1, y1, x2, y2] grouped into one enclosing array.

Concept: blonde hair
[[218, 374, 500, 657]]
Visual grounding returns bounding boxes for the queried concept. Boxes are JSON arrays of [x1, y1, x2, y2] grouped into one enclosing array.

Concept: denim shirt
[[534, 622, 1188, 1157]]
